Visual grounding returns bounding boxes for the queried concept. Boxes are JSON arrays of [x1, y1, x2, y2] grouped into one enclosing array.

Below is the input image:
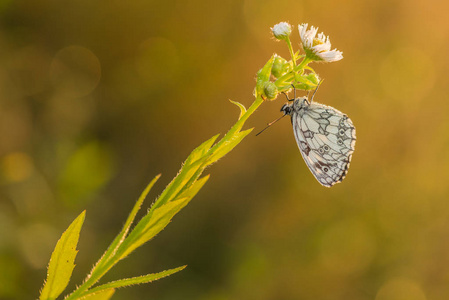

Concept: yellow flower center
[[312, 38, 323, 47]]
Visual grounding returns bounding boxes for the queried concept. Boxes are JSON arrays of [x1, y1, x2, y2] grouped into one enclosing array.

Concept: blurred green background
[[0, 0, 448, 299]]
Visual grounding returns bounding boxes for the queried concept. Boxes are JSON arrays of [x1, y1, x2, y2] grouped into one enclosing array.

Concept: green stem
[[65, 275, 97, 300], [274, 56, 311, 89], [295, 57, 311, 71], [285, 37, 296, 68]]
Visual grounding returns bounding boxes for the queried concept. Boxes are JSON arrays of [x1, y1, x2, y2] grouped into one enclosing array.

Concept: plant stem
[[274, 57, 311, 89], [285, 37, 296, 68], [295, 57, 310, 72]]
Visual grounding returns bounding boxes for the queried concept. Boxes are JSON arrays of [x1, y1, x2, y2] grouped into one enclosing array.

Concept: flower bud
[[263, 82, 279, 100], [272, 22, 292, 40], [271, 55, 292, 78]]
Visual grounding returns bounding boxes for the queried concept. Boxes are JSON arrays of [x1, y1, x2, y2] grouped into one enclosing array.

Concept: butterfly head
[[281, 97, 310, 115], [296, 96, 310, 108], [280, 103, 293, 115]]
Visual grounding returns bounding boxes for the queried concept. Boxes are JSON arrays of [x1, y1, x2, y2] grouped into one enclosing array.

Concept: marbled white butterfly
[[281, 93, 356, 187]]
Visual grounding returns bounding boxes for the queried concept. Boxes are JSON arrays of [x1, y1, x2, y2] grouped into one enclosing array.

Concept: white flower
[[298, 23, 343, 62], [272, 22, 292, 40]]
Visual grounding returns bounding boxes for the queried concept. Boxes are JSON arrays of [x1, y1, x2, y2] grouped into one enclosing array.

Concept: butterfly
[[280, 95, 356, 187]]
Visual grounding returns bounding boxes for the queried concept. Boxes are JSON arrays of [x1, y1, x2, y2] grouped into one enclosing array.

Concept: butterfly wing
[[291, 102, 356, 187]]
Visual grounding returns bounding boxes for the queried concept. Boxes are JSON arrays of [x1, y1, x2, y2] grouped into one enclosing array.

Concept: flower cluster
[[258, 22, 343, 100], [271, 22, 343, 63]]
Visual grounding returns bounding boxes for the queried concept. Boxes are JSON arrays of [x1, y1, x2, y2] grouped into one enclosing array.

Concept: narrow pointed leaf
[[82, 266, 186, 296], [153, 134, 219, 211], [229, 100, 247, 120], [120, 175, 210, 255], [93, 174, 161, 272], [206, 128, 253, 165], [184, 134, 219, 167], [294, 52, 304, 61], [39, 211, 86, 300], [118, 197, 192, 259], [177, 175, 209, 201], [150, 157, 207, 212], [304, 65, 316, 73], [79, 289, 115, 300]]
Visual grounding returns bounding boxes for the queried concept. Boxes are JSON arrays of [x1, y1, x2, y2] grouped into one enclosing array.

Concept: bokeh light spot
[[50, 45, 101, 98], [58, 141, 116, 206], [1, 152, 34, 182], [375, 278, 427, 300]]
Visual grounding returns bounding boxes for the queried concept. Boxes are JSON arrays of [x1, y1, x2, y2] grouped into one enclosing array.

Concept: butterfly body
[[281, 97, 356, 187]]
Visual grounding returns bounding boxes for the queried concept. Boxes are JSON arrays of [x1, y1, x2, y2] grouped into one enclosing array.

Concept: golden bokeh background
[[1, 0, 449, 299]]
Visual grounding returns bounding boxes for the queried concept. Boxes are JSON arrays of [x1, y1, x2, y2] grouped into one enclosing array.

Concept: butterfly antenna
[[282, 92, 290, 101], [255, 114, 287, 136], [310, 79, 323, 103]]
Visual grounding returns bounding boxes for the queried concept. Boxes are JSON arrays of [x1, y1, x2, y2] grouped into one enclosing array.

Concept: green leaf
[[256, 55, 275, 97], [206, 128, 253, 165], [294, 52, 305, 61], [93, 174, 161, 271], [153, 135, 219, 211], [79, 289, 115, 300], [119, 198, 192, 259], [82, 266, 186, 296], [176, 175, 209, 201], [40, 211, 86, 300], [151, 158, 206, 212], [304, 65, 316, 73], [229, 100, 247, 120], [184, 134, 220, 167]]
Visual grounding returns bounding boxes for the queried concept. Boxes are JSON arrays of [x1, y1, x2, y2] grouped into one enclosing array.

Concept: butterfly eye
[[280, 104, 287, 112], [337, 139, 343, 145], [339, 129, 345, 136], [281, 104, 292, 114], [323, 145, 330, 151], [319, 147, 324, 154], [323, 167, 329, 172]]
